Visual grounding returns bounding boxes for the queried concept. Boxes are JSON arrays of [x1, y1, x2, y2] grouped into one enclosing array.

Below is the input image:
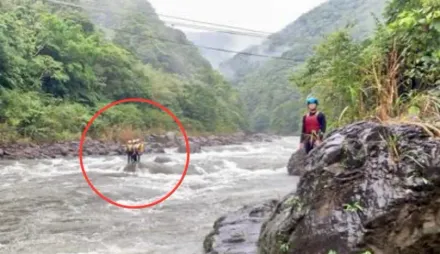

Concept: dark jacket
[[300, 111, 326, 142]]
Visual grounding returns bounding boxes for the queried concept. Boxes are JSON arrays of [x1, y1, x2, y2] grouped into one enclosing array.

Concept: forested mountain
[[218, 0, 388, 134], [0, 0, 247, 143], [80, 0, 214, 77], [184, 32, 263, 69]]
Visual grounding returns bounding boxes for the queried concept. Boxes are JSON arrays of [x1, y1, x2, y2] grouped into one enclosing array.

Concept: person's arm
[[300, 115, 306, 143], [318, 112, 326, 139]]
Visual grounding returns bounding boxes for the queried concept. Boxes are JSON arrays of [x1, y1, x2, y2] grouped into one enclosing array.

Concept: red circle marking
[[78, 98, 190, 209]]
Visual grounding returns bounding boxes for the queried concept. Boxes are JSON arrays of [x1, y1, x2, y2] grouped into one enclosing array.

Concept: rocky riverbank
[[203, 200, 279, 254], [204, 121, 440, 253], [0, 132, 276, 160]]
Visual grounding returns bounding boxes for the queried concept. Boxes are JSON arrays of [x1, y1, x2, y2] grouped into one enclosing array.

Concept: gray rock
[[59, 146, 69, 156], [153, 147, 165, 153], [150, 143, 162, 149], [165, 131, 176, 143], [286, 148, 307, 176], [154, 156, 172, 163], [258, 121, 440, 254], [203, 199, 278, 254], [143, 162, 177, 174], [142, 162, 197, 175], [177, 141, 201, 154]]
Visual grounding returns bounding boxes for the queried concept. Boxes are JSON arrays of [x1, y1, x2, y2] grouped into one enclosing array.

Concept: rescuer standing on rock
[[299, 97, 326, 154]]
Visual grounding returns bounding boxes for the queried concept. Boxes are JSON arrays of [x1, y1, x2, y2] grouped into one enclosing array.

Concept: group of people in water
[[121, 96, 325, 165], [124, 139, 145, 164]]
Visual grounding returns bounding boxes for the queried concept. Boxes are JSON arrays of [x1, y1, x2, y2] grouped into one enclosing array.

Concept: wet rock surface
[[203, 199, 279, 254], [177, 141, 202, 154], [258, 121, 440, 254], [286, 148, 307, 176], [153, 156, 172, 163], [0, 132, 277, 160]]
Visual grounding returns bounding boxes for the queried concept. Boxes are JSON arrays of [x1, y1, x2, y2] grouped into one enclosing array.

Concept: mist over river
[[0, 137, 299, 254]]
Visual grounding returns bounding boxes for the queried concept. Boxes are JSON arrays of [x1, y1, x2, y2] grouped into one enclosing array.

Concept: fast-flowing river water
[[0, 136, 299, 254]]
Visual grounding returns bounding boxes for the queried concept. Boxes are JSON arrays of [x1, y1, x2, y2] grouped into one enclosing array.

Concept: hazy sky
[[148, 0, 328, 33]]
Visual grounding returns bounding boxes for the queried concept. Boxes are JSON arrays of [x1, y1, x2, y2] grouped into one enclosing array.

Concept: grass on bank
[[362, 44, 440, 136], [339, 43, 440, 136]]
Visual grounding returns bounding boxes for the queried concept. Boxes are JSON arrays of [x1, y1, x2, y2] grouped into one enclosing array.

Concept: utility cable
[[107, 26, 295, 61], [44, 0, 294, 61], [46, 0, 273, 35], [166, 22, 268, 38]]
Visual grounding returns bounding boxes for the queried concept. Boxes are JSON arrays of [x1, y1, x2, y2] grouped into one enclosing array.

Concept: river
[[0, 136, 299, 254]]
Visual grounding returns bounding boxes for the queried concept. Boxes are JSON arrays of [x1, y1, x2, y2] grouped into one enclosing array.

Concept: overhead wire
[[104, 26, 295, 61], [148, 12, 273, 35], [165, 22, 268, 38], [44, 0, 295, 61], [46, 0, 271, 39], [47, 0, 273, 35]]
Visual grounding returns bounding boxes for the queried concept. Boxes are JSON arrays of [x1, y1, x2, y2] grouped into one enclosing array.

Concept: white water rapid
[[0, 137, 300, 254]]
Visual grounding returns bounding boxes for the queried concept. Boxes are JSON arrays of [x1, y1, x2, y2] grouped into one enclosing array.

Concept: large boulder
[[154, 156, 172, 163], [286, 148, 307, 176], [165, 131, 177, 143], [144, 143, 166, 154], [142, 161, 198, 175], [143, 162, 178, 174], [204, 200, 278, 254], [177, 141, 201, 153], [258, 121, 440, 253], [251, 133, 273, 142]]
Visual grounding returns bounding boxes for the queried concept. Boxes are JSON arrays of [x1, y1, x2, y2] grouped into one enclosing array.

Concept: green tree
[[293, 0, 440, 129], [0, 0, 248, 143]]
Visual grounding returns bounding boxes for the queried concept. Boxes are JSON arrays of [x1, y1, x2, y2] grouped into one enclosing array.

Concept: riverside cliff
[[204, 121, 440, 253]]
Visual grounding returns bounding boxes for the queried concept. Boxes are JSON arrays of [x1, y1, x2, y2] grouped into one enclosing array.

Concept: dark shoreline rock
[[153, 156, 172, 163], [260, 121, 440, 253], [203, 199, 279, 254], [203, 121, 440, 254], [177, 141, 202, 154], [286, 147, 307, 176], [0, 132, 278, 160]]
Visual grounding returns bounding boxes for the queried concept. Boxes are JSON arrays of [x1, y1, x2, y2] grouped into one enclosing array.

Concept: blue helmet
[[306, 97, 319, 105]]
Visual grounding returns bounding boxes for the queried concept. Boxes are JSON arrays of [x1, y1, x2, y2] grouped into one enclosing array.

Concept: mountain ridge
[[217, 0, 388, 134]]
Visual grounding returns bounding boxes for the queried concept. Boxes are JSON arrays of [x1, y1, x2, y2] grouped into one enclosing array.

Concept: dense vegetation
[[0, 0, 247, 144], [295, 0, 440, 133], [219, 0, 387, 134]]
